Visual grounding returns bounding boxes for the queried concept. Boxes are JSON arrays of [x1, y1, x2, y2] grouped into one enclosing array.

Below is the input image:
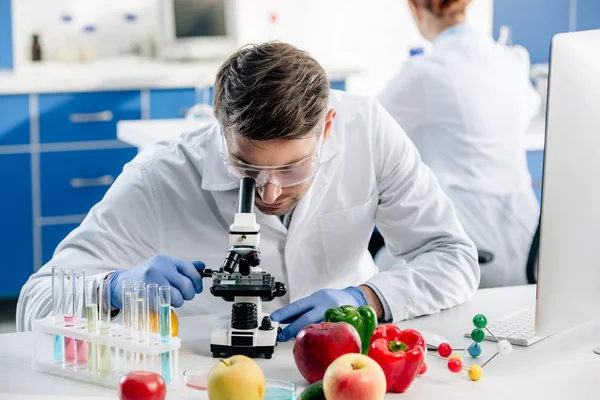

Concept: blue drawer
[[38, 91, 141, 143], [0, 153, 33, 298], [0, 95, 30, 145], [40, 147, 137, 217], [330, 80, 346, 91], [527, 150, 544, 204], [149, 88, 196, 119], [42, 223, 80, 265]]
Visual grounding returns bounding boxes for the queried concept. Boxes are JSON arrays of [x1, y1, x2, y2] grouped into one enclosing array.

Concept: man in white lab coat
[[17, 42, 479, 341]]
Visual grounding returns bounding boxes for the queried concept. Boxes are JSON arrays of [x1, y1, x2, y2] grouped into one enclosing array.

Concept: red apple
[[118, 371, 166, 400], [323, 353, 387, 400], [293, 322, 361, 384]]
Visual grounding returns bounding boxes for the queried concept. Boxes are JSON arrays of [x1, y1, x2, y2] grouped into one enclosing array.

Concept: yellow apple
[[207, 355, 265, 400], [323, 353, 387, 400]]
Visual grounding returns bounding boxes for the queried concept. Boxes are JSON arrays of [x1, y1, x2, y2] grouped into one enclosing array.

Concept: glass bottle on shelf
[[79, 25, 99, 61]]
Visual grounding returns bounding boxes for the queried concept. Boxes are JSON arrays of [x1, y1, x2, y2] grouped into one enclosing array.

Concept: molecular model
[[429, 314, 513, 381]]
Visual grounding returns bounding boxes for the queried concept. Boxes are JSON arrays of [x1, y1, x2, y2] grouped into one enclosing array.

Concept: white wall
[[11, 0, 493, 95]]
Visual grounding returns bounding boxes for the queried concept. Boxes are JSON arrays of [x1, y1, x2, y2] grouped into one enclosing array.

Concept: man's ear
[[408, 0, 422, 22], [323, 108, 336, 144]]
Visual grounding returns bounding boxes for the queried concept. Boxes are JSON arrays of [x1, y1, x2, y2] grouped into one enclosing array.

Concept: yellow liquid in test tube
[[149, 308, 179, 337], [98, 326, 110, 377]]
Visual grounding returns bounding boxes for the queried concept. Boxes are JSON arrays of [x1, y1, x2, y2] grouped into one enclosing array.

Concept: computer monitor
[[157, 0, 238, 61], [535, 29, 600, 339]]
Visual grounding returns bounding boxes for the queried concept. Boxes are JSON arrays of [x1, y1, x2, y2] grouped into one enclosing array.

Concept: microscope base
[[211, 344, 276, 359], [209, 313, 280, 359]]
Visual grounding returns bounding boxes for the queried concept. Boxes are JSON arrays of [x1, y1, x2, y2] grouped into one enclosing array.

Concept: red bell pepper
[[368, 325, 426, 393]]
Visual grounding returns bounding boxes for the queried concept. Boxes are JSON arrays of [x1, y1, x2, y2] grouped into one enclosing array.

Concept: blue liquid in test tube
[[53, 334, 64, 361], [159, 287, 172, 383], [52, 266, 64, 363]]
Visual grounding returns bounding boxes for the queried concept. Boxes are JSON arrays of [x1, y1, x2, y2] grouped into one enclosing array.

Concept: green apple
[[207, 355, 265, 400], [323, 353, 387, 400]]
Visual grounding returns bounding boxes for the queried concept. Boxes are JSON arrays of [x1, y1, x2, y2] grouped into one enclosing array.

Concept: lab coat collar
[[201, 122, 341, 192], [434, 23, 470, 46]]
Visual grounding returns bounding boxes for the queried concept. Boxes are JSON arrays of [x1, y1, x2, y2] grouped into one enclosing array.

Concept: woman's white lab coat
[[17, 90, 479, 331], [377, 25, 541, 288]]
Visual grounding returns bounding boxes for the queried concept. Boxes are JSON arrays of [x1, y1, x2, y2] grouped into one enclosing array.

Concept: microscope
[[201, 177, 287, 359]]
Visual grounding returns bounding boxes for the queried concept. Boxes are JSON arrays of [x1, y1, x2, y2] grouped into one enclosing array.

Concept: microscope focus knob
[[274, 282, 287, 297], [259, 316, 274, 331], [247, 251, 261, 267]]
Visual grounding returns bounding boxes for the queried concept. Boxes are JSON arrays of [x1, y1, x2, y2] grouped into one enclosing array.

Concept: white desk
[[117, 118, 213, 150], [1, 285, 598, 399], [118, 116, 546, 152]]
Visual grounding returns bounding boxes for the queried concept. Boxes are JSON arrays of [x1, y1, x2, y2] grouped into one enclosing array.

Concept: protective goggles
[[220, 133, 323, 188]]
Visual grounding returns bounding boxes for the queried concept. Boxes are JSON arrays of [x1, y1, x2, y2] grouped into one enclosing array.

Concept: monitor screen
[[173, 0, 227, 38]]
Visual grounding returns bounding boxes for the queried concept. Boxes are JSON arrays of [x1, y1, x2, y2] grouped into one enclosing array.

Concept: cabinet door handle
[[69, 110, 114, 123], [70, 175, 115, 188]]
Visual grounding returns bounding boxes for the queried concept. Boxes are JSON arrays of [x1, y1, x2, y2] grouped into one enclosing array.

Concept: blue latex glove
[[270, 287, 368, 342], [109, 254, 205, 309]]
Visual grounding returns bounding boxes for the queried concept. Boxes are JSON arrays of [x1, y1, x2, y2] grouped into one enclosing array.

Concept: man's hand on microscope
[[107, 254, 206, 310]]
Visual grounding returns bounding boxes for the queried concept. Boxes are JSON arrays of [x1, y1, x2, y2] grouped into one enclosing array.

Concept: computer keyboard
[[463, 309, 548, 347]]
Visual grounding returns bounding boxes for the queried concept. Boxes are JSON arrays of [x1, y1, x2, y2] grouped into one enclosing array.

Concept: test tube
[[147, 284, 160, 344], [122, 281, 134, 369], [134, 282, 147, 367], [85, 277, 98, 374], [99, 279, 111, 377], [134, 283, 147, 343], [63, 269, 76, 365], [74, 270, 87, 367], [159, 286, 172, 383], [122, 281, 134, 339], [147, 283, 160, 372], [51, 267, 64, 363]]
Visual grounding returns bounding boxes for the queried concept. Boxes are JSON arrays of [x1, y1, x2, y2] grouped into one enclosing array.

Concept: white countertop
[[117, 118, 213, 149], [1, 285, 599, 399], [118, 115, 547, 152], [0, 57, 359, 95]]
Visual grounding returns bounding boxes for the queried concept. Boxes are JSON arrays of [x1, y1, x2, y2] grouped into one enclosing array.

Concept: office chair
[[368, 228, 495, 265]]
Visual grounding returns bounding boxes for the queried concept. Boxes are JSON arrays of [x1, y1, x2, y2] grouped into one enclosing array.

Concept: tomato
[[118, 371, 167, 400]]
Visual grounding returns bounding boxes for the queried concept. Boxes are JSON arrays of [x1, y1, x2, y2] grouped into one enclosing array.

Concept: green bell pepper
[[324, 305, 378, 354]]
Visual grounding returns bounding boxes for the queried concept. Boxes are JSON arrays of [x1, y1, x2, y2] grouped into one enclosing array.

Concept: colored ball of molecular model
[[497, 339, 513, 355], [428, 314, 513, 382], [438, 342, 452, 358], [468, 365, 483, 381], [471, 328, 485, 343], [448, 357, 463, 373], [468, 343, 482, 358], [473, 314, 488, 329]]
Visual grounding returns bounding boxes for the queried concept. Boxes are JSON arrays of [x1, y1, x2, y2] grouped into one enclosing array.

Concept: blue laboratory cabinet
[[0, 154, 33, 299], [0, 90, 142, 298]]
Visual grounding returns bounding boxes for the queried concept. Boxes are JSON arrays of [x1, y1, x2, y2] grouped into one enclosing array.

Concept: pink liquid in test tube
[[64, 315, 76, 363], [77, 339, 88, 364]]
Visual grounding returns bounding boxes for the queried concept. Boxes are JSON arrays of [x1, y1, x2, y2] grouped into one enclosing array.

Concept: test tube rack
[[32, 316, 181, 389]]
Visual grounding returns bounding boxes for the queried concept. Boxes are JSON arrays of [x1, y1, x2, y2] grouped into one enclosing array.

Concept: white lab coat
[[17, 90, 479, 331], [377, 25, 541, 288]]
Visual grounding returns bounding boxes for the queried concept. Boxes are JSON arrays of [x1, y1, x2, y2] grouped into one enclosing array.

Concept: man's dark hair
[[213, 42, 330, 141]]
